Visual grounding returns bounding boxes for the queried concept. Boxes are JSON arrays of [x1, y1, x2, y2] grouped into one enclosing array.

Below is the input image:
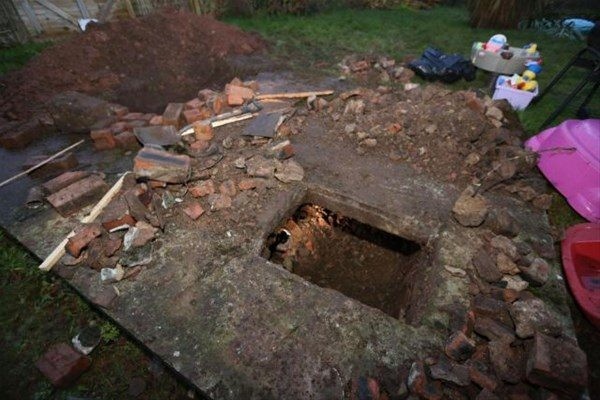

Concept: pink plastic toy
[[525, 119, 600, 222]]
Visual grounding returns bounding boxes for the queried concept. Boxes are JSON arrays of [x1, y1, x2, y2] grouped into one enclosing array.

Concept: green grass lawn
[[227, 6, 598, 133], [0, 231, 191, 400], [0, 4, 598, 398], [0, 41, 48, 76]]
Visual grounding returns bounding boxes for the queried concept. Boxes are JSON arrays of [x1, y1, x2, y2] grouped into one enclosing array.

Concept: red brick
[[474, 316, 515, 343], [120, 112, 145, 121], [183, 202, 205, 220], [472, 295, 514, 328], [488, 340, 524, 384], [193, 121, 213, 141], [469, 365, 500, 392], [23, 153, 78, 177], [149, 115, 163, 126], [227, 93, 244, 106], [42, 171, 90, 194], [101, 197, 136, 231], [124, 120, 147, 129], [110, 121, 129, 134], [407, 361, 443, 400], [189, 180, 215, 197], [197, 89, 217, 102], [90, 128, 116, 150], [133, 147, 191, 183], [239, 178, 259, 191], [445, 331, 476, 362], [526, 333, 588, 397], [210, 95, 225, 114], [35, 343, 91, 388], [183, 108, 204, 124], [185, 98, 204, 110], [270, 140, 295, 160], [110, 104, 129, 118], [46, 175, 109, 216], [162, 103, 185, 128], [0, 119, 40, 149], [114, 131, 140, 150], [65, 223, 102, 257]]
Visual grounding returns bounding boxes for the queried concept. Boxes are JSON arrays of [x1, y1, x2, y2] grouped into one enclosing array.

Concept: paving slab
[[0, 79, 580, 399]]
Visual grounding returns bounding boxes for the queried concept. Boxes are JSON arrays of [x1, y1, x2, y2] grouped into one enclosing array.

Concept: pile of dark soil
[[0, 10, 265, 119]]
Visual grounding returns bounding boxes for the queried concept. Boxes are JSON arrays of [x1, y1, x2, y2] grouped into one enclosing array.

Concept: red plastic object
[[561, 223, 600, 329]]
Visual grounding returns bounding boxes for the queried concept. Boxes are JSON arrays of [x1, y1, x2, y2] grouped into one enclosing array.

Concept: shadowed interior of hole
[[263, 204, 424, 319]]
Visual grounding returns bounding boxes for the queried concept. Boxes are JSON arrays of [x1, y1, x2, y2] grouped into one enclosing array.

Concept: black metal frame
[[534, 46, 600, 129]]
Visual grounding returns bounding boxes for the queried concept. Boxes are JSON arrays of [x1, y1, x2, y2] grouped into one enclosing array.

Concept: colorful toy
[[485, 34, 508, 52]]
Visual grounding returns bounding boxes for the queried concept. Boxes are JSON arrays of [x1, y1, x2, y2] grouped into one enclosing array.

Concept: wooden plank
[[19, 0, 43, 34], [35, 0, 78, 27], [256, 90, 334, 100], [97, 0, 116, 22], [38, 172, 130, 272], [74, 0, 90, 18], [0, 140, 85, 189]]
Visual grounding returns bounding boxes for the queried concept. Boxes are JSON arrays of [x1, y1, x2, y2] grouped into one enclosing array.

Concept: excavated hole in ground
[[263, 203, 425, 319]]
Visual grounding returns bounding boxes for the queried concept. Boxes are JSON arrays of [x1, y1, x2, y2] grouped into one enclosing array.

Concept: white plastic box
[[493, 75, 539, 110], [471, 43, 540, 75]]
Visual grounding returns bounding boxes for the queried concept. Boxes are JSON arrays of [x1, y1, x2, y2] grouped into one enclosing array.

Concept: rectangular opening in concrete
[[262, 203, 425, 319]]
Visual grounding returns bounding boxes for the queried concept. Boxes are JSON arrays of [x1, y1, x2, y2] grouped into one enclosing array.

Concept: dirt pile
[[0, 10, 265, 119]]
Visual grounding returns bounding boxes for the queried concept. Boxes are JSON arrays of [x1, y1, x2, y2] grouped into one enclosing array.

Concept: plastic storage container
[[492, 75, 538, 110], [471, 42, 540, 75]]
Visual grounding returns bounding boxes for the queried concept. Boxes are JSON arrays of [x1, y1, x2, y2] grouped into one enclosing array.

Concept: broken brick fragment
[[66, 223, 102, 258], [110, 121, 128, 134], [121, 112, 145, 121], [189, 180, 215, 197], [269, 140, 295, 160], [133, 147, 191, 183], [162, 103, 185, 128], [46, 175, 109, 216], [219, 179, 237, 197], [35, 343, 91, 388], [445, 331, 476, 362], [183, 202, 205, 220], [526, 333, 587, 398], [0, 119, 40, 149], [101, 197, 136, 231], [407, 361, 443, 400], [149, 115, 163, 126], [238, 178, 259, 191], [193, 121, 213, 142], [225, 84, 254, 101], [183, 108, 204, 124], [42, 171, 90, 194], [114, 131, 140, 150], [90, 128, 117, 150]]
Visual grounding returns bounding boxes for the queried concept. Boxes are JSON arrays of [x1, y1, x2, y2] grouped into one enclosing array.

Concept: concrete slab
[[0, 79, 580, 398]]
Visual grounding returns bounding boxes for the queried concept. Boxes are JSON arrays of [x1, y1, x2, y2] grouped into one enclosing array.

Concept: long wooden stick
[[256, 90, 334, 100], [39, 172, 130, 271], [0, 140, 84, 189]]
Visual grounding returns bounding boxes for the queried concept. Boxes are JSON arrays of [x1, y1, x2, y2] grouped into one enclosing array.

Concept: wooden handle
[[0, 140, 85, 189], [256, 90, 334, 100], [39, 172, 129, 271]]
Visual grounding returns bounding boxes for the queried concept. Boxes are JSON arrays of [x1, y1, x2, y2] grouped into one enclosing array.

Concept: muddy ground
[[0, 10, 265, 119]]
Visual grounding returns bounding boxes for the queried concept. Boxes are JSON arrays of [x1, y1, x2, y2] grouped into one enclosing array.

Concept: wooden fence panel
[[0, 1, 29, 46]]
